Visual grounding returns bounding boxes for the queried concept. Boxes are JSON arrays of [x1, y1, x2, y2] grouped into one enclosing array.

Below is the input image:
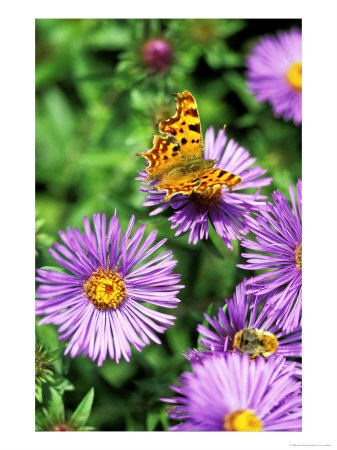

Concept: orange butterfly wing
[[137, 135, 185, 183], [158, 90, 203, 159], [158, 167, 242, 201], [138, 90, 241, 201]]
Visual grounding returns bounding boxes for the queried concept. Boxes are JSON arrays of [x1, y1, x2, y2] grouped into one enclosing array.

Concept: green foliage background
[[35, 18, 301, 431]]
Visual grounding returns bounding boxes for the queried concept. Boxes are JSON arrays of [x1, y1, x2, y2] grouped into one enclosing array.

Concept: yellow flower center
[[286, 62, 302, 92], [295, 242, 302, 271], [191, 186, 223, 206], [84, 268, 127, 311], [224, 409, 263, 431]]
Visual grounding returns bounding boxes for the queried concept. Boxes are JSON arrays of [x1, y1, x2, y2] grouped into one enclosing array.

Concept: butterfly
[[137, 90, 241, 202]]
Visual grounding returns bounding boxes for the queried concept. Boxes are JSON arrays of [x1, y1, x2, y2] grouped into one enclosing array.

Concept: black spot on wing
[[188, 123, 200, 133], [181, 138, 187, 145], [226, 174, 236, 182], [186, 108, 198, 117]]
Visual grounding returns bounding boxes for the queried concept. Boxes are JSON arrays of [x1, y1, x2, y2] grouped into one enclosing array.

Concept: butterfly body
[[148, 154, 216, 182], [138, 90, 241, 201]]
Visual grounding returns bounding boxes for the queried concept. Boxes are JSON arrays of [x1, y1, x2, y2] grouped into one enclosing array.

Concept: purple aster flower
[[137, 127, 272, 249], [246, 28, 302, 125], [162, 351, 302, 431], [36, 212, 184, 366], [238, 179, 302, 332], [197, 280, 301, 361]]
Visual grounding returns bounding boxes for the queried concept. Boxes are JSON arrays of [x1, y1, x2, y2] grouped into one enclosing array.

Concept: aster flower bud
[[142, 38, 172, 74], [35, 341, 56, 385], [35, 341, 57, 403], [36, 387, 95, 431]]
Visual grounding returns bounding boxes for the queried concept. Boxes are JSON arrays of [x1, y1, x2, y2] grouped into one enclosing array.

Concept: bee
[[233, 328, 278, 359]]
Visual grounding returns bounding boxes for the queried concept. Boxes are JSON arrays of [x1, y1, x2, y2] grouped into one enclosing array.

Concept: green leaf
[[35, 383, 43, 403], [62, 353, 72, 375], [224, 71, 263, 112], [41, 87, 75, 141], [98, 359, 137, 388], [35, 217, 45, 231], [166, 323, 192, 355], [146, 411, 159, 431], [48, 387, 65, 423], [221, 19, 246, 38], [235, 113, 258, 128], [160, 407, 169, 431], [125, 410, 135, 431], [68, 388, 94, 428], [35, 323, 61, 352], [205, 42, 242, 69], [222, 51, 243, 68], [52, 377, 75, 395], [133, 377, 169, 395], [201, 236, 223, 259], [80, 150, 132, 169], [130, 89, 148, 112], [35, 409, 48, 431], [85, 21, 131, 50], [197, 302, 214, 347], [40, 266, 65, 273]]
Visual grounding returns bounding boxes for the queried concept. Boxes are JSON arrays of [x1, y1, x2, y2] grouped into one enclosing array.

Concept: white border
[[1, 1, 337, 449]]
